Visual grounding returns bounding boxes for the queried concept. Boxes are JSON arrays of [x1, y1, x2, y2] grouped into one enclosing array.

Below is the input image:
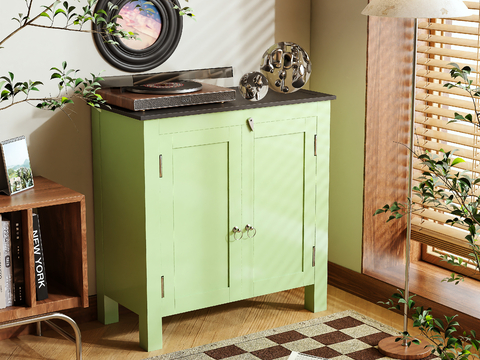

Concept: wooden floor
[[0, 285, 411, 360]]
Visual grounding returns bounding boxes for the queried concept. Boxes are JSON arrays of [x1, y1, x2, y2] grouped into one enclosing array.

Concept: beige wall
[[275, 0, 311, 56], [0, 0, 312, 295], [310, 0, 368, 272]]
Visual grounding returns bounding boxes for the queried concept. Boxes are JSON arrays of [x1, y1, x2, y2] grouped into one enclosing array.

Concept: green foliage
[[1, 0, 194, 114], [443, 63, 480, 127], [173, 4, 195, 19], [378, 289, 416, 311], [34, 61, 105, 111], [374, 201, 407, 222], [0, 72, 43, 102], [374, 147, 480, 281]]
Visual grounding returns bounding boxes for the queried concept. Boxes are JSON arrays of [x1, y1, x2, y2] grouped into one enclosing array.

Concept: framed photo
[[0, 136, 34, 196], [92, 0, 183, 72]]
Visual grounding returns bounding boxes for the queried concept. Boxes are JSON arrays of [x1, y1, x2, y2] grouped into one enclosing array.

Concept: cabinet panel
[[249, 117, 316, 296], [173, 143, 229, 298], [92, 111, 149, 315], [158, 127, 242, 314]]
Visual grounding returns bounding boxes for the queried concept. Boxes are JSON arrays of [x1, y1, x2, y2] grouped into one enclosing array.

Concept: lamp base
[[377, 336, 431, 360]]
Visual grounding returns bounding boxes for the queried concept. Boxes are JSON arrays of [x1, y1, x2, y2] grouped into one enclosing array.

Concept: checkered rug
[[145, 310, 437, 360]]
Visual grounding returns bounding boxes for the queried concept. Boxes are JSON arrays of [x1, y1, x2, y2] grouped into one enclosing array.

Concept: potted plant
[[375, 64, 480, 359]]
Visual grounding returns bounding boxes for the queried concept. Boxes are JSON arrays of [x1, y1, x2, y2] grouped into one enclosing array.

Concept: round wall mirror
[[92, 0, 183, 72]]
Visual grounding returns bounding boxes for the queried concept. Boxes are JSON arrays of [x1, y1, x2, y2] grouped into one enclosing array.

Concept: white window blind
[[411, 1, 480, 260]]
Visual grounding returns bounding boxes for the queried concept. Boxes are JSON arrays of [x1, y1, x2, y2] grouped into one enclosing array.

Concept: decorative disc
[[125, 80, 203, 94]]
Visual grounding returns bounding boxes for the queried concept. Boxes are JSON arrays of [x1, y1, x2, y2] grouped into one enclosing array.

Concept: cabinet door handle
[[159, 155, 163, 178], [161, 276, 165, 298], [247, 117, 254, 131], [245, 224, 256, 238], [232, 226, 243, 241]]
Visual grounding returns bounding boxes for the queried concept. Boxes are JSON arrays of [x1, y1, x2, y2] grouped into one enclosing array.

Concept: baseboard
[[2, 262, 479, 341], [328, 261, 480, 333]]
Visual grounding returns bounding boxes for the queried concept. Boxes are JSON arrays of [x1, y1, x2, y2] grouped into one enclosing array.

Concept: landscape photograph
[[1, 136, 34, 194]]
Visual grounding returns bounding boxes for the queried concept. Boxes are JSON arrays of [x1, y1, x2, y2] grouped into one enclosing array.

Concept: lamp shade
[[361, 0, 470, 18]]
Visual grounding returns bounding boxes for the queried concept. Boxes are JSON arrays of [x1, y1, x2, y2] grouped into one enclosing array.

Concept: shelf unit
[[0, 176, 88, 323]]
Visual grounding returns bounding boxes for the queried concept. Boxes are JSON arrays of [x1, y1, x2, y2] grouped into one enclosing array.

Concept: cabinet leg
[[139, 313, 163, 351], [97, 295, 119, 325], [304, 283, 327, 313]]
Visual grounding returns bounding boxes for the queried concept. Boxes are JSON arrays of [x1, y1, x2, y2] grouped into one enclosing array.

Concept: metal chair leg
[[36, 321, 42, 336], [0, 312, 82, 360]]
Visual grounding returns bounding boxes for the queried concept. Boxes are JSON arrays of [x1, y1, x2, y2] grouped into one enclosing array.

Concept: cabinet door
[[158, 127, 242, 315], [244, 116, 317, 297]]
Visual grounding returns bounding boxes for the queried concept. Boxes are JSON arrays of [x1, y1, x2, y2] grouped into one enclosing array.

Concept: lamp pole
[[403, 16, 417, 345]]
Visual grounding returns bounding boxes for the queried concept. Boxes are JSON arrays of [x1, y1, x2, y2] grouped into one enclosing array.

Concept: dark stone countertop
[[100, 87, 336, 121]]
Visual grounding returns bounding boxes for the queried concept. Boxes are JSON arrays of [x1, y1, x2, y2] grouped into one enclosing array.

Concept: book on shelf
[[7, 212, 25, 306], [0, 215, 5, 309], [32, 213, 48, 301], [1, 215, 13, 307]]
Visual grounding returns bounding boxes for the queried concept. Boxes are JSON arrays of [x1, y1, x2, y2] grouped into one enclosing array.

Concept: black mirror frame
[[92, 0, 183, 72]]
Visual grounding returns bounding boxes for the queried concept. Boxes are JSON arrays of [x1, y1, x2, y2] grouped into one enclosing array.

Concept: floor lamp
[[361, 0, 470, 359]]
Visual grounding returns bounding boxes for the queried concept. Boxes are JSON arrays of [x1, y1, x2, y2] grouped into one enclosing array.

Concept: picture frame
[[0, 136, 34, 196], [92, 0, 183, 72]]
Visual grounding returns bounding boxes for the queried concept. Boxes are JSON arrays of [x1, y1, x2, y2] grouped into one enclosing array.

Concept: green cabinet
[[92, 91, 331, 351]]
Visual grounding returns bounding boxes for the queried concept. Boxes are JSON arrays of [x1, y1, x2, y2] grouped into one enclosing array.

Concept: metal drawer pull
[[232, 226, 243, 240], [245, 224, 256, 238]]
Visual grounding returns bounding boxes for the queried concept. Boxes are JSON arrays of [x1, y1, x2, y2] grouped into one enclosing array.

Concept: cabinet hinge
[[312, 246, 316, 267], [161, 276, 165, 298], [314, 135, 317, 156], [159, 155, 163, 178]]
